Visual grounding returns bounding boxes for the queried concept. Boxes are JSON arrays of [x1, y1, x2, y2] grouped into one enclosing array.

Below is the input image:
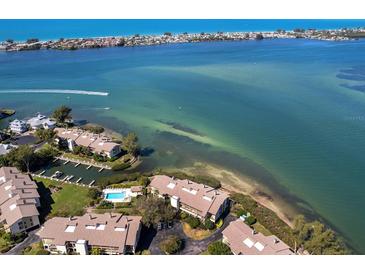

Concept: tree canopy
[[34, 128, 56, 143], [207, 241, 232, 255], [5, 144, 58, 172], [159, 235, 183, 254], [6, 145, 34, 172], [122, 132, 139, 156], [52, 105, 72, 124], [136, 196, 177, 228], [293, 215, 349, 255]]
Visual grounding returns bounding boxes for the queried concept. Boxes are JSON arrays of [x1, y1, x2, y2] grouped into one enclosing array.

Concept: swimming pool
[[103, 188, 132, 203], [106, 192, 126, 200]]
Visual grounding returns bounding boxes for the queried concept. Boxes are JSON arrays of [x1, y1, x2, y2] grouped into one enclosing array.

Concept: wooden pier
[[89, 180, 96, 187]]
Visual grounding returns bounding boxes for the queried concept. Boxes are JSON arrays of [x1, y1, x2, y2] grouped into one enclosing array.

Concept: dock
[[75, 163, 80, 167], [89, 180, 96, 187], [39, 170, 46, 176], [56, 156, 111, 170], [76, 177, 83, 184], [98, 168, 104, 173]]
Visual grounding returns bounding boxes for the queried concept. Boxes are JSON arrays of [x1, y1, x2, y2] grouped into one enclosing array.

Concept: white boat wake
[[0, 89, 109, 96]]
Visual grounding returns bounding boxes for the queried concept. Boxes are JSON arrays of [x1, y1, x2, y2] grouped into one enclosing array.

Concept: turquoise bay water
[[1, 39, 365, 253]]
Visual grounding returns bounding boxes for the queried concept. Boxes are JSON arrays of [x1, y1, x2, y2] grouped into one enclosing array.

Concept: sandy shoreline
[[85, 122, 295, 227], [179, 162, 295, 227]]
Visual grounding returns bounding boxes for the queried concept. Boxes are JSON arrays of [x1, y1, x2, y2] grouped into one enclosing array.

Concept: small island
[[0, 108, 15, 119], [1, 27, 365, 52]]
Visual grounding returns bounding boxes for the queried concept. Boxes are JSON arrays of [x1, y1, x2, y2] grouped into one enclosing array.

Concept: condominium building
[[222, 218, 294, 255], [0, 167, 40, 234], [54, 127, 121, 158], [39, 213, 142, 255], [149, 175, 229, 222]]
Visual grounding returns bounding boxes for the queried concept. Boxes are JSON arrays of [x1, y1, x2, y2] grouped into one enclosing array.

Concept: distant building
[[0, 167, 40, 234], [9, 119, 28, 133], [27, 113, 56, 130], [39, 213, 142, 255], [149, 175, 229, 222], [54, 127, 121, 158], [0, 144, 17, 156], [222, 219, 294, 255]]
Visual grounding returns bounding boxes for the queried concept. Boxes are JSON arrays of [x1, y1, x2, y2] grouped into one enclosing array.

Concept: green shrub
[[159, 235, 183, 254], [98, 172, 141, 188], [245, 215, 257, 226], [185, 216, 201, 229], [236, 208, 247, 217], [114, 202, 131, 209], [82, 125, 104, 134], [207, 241, 232, 255], [111, 162, 131, 171], [93, 154, 107, 162], [96, 200, 114, 209], [154, 171, 221, 189], [180, 211, 188, 220], [204, 218, 215, 230], [87, 188, 101, 200], [231, 193, 294, 247]]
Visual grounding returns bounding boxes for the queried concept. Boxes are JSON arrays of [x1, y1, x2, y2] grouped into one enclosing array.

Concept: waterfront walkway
[[32, 174, 96, 188], [56, 155, 112, 170]]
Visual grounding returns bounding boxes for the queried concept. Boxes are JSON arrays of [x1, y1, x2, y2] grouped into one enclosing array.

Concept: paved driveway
[[5, 229, 41, 255], [148, 214, 235, 255]]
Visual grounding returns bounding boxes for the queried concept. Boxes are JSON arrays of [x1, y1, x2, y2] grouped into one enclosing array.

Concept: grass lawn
[[22, 242, 49, 255], [182, 222, 214, 240], [50, 184, 92, 217], [252, 222, 272, 236], [35, 176, 92, 218], [33, 176, 61, 188]]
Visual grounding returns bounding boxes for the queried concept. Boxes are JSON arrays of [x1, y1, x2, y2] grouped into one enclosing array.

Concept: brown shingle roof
[[39, 213, 142, 253], [54, 127, 83, 141], [222, 219, 294, 255], [0, 167, 40, 227], [150, 175, 229, 218], [55, 127, 120, 155]]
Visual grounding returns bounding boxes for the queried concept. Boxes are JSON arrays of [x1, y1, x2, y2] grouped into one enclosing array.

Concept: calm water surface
[[1, 38, 365, 252]]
